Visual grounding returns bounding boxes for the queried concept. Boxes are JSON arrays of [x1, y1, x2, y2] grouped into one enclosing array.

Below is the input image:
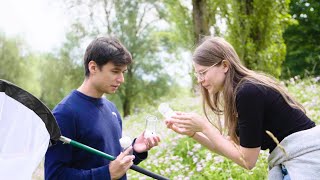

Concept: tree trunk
[[122, 66, 133, 117], [238, 0, 254, 67], [192, 0, 210, 93], [123, 97, 130, 117], [192, 0, 209, 43]]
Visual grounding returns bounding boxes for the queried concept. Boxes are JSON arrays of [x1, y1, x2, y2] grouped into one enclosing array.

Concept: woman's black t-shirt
[[235, 82, 315, 152]]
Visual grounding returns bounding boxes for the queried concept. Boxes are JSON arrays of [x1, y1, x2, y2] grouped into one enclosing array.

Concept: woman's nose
[[197, 76, 204, 83]]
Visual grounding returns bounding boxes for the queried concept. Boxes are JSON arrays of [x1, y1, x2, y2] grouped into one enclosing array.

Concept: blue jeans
[[281, 164, 291, 180]]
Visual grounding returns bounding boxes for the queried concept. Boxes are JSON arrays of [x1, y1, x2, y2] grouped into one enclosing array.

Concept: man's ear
[[222, 60, 230, 73], [88, 61, 98, 74]]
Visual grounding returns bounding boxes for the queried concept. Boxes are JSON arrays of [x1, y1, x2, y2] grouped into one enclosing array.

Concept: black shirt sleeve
[[132, 138, 148, 165], [236, 83, 265, 148]]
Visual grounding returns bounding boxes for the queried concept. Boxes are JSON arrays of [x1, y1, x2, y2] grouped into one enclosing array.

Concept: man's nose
[[117, 73, 125, 83]]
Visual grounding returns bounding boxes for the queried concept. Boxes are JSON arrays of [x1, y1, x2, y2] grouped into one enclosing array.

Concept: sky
[[0, 0, 192, 86], [0, 0, 70, 52]]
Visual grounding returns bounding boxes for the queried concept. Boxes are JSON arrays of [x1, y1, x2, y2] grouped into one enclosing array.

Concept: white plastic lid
[[119, 136, 132, 149], [158, 103, 175, 118]]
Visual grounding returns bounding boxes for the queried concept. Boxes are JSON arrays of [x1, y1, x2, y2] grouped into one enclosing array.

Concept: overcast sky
[[0, 0, 192, 86], [0, 0, 70, 52]]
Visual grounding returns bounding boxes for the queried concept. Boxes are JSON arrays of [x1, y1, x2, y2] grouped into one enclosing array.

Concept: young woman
[[166, 36, 320, 179]]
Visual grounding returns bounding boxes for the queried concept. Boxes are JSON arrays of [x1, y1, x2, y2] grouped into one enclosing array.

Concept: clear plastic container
[[144, 115, 158, 138]]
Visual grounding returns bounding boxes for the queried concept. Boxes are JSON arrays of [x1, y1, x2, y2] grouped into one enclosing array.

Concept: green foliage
[[226, 0, 294, 78], [0, 33, 26, 85], [282, 0, 320, 78], [63, 0, 175, 116], [285, 76, 320, 123], [109, 0, 175, 116], [0, 31, 84, 110], [159, 0, 226, 48], [158, 0, 194, 49], [0, 32, 42, 97], [38, 30, 84, 109]]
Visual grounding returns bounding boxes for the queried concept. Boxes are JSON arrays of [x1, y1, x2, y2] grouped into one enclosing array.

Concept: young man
[[45, 37, 160, 180]]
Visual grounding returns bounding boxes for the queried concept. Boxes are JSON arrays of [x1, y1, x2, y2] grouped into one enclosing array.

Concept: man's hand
[[133, 132, 160, 153], [109, 146, 135, 180]]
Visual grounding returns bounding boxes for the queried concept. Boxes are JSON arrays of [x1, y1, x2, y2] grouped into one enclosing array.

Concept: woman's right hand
[[165, 117, 195, 137], [166, 111, 211, 134]]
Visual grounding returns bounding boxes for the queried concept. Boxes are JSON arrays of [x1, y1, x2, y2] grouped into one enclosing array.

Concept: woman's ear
[[222, 60, 230, 73]]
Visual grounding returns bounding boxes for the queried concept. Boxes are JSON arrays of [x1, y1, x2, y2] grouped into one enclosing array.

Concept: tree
[[226, 0, 294, 78], [0, 32, 42, 96], [62, 0, 173, 116], [160, 0, 225, 47], [158, 0, 194, 49], [192, 0, 227, 41], [158, 0, 294, 79], [0, 33, 25, 84], [192, 0, 209, 42], [282, 0, 320, 78], [38, 28, 84, 109], [159, 0, 217, 91]]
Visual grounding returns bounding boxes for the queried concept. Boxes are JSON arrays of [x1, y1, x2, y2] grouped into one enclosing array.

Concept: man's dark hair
[[83, 37, 132, 76]]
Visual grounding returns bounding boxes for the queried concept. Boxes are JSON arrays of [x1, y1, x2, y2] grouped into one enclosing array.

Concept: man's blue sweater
[[45, 90, 146, 180]]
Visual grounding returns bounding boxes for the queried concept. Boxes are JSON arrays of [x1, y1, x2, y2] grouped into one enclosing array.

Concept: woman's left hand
[[168, 112, 209, 133], [133, 132, 160, 153]]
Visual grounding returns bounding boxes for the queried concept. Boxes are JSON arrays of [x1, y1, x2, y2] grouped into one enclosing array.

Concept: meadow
[[32, 76, 320, 180]]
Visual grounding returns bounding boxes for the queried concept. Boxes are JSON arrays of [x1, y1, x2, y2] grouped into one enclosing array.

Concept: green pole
[[60, 136, 115, 160], [59, 136, 169, 180]]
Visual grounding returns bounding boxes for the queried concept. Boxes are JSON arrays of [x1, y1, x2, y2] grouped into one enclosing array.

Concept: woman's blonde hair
[[193, 36, 305, 144]]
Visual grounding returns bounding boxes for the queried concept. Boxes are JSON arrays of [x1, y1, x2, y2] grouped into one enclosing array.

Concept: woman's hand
[[166, 112, 210, 133], [165, 120, 195, 137]]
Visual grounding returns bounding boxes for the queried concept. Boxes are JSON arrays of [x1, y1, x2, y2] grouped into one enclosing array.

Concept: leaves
[[282, 0, 320, 78], [226, 0, 292, 78], [61, 0, 175, 116]]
